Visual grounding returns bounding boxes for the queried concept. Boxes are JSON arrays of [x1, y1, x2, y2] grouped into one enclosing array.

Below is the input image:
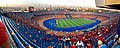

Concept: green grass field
[[56, 18, 94, 28]]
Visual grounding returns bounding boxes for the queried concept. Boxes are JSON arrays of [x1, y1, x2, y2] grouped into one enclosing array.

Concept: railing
[[1, 16, 16, 48], [3, 16, 25, 48]]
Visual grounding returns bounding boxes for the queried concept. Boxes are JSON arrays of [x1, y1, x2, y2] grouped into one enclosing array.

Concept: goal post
[[65, 14, 72, 19]]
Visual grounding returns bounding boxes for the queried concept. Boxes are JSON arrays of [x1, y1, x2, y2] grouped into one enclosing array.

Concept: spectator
[[117, 36, 120, 45], [113, 35, 120, 48], [76, 40, 84, 48], [115, 34, 119, 41], [0, 21, 12, 48], [107, 39, 115, 48], [87, 40, 92, 48], [65, 37, 70, 42], [98, 37, 108, 48], [71, 43, 76, 48], [70, 37, 75, 44]]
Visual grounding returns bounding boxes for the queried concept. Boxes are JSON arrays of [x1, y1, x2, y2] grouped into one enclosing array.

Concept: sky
[[0, 0, 96, 7]]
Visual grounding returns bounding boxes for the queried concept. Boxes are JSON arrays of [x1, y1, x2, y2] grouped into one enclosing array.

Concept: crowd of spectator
[[3, 11, 120, 48]]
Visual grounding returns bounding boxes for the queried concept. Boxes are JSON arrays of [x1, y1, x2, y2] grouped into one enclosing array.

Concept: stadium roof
[[95, 0, 120, 9]]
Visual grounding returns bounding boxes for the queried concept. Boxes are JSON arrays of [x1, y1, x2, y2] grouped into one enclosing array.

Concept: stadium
[[0, 8, 119, 48], [0, 0, 120, 48]]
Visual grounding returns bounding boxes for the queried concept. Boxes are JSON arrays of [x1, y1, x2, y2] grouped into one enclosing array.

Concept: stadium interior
[[0, 0, 120, 48]]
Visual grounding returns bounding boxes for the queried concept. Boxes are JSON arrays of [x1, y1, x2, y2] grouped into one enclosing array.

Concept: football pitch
[[56, 18, 94, 28]]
